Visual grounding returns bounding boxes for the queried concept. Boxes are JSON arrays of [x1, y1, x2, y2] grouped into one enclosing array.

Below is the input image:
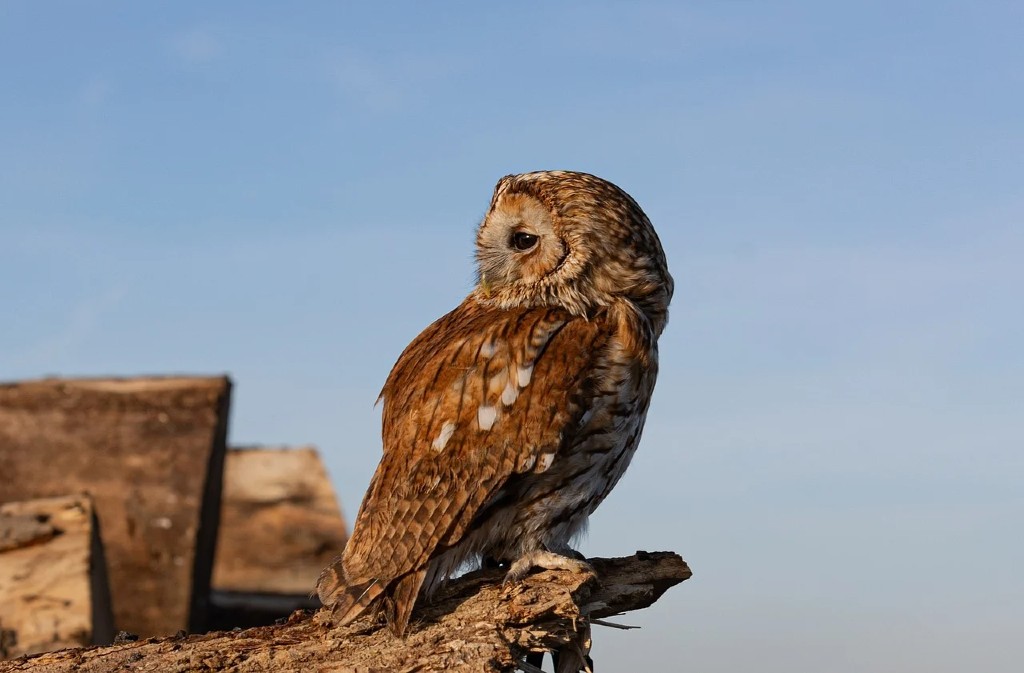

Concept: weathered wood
[[0, 551, 691, 673], [209, 446, 348, 629], [0, 376, 232, 637], [0, 496, 114, 658]]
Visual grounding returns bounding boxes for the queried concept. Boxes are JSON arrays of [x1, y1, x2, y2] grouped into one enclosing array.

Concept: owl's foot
[[502, 549, 594, 586]]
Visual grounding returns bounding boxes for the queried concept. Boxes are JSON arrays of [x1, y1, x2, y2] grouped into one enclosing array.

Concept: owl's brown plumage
[[317, 171, 673, 636]]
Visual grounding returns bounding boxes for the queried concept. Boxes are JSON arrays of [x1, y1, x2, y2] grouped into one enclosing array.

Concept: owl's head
[[475, 170, 673, 336]]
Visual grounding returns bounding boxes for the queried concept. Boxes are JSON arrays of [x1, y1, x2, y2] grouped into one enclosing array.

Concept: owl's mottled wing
[[317, 297, 611, 634]]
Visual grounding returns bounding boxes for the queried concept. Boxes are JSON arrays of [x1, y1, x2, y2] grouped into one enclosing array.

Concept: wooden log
[[209, 446, 349, 629], [0, 376, 232, 637], [0, 551, 691, 673], [0, 495, 114, 658]]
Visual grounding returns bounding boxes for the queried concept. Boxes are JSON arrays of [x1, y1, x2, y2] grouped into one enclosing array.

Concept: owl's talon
[[503, 549, 595, 586]]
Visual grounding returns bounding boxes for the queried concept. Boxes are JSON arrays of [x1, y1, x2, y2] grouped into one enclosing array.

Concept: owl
[[317, 170, 673, 637]]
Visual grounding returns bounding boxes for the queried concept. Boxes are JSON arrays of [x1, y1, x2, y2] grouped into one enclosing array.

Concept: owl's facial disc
[[476, 193, 567, 290]]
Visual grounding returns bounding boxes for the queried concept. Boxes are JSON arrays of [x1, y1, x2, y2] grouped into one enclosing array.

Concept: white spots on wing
[[501, 379, 518, 406], [478, 405, 497, 431], [431, 421, 456, 452], [577, 408, 595, 429], [537, 452, 555, 472], [494, 361, 532, 408], [480, 340, 497, 358], [521, 454, 537, 471]]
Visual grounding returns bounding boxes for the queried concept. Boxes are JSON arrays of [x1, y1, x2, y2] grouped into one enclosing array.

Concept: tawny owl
[[317, 170, 673, 636]]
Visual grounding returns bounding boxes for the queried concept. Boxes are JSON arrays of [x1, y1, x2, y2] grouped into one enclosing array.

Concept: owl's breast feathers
[[316, 295, 657, 635]]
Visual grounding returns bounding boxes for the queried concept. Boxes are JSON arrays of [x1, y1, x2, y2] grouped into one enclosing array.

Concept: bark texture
[[0, 551, 690, 673]]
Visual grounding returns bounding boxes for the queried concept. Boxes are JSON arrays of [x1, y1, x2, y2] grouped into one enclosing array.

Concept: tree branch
[[1, 551, 690, 673]]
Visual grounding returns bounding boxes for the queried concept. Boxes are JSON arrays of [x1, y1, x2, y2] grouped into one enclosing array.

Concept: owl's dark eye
[[510, 231, 539, 251]]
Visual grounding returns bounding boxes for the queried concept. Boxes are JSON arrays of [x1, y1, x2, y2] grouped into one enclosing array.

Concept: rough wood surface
[[0, 551, 690, 673], [0, 376, 232, 637], [0, 496, 113, 658]]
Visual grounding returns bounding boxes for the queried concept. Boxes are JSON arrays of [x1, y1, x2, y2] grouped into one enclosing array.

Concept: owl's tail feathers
[[382, 567, 427, 638], [316, 561, 428, 637], [316, 560, 384, 628]]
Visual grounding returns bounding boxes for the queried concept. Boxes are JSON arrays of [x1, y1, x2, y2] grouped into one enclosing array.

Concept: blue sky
[[3, 2, 1022, 670]]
